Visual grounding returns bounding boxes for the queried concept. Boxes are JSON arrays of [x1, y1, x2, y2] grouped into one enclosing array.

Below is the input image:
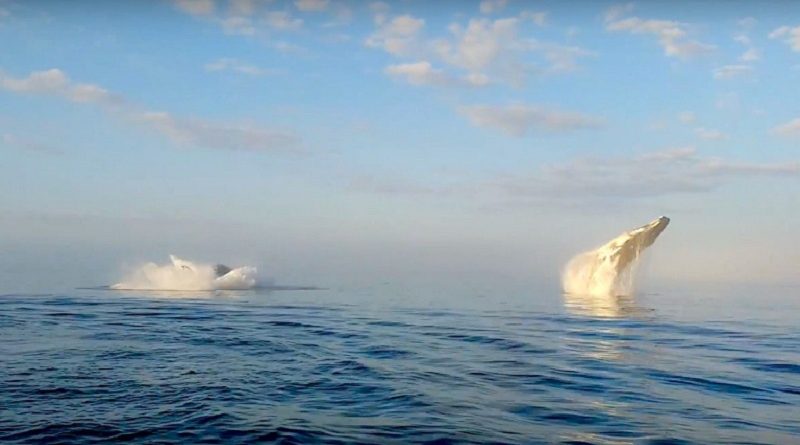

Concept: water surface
[[1, 286, 798, 444]]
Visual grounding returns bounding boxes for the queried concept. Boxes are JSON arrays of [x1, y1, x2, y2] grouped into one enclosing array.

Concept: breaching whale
[[111, 255, 258, 291], [562, 216, 670, 298]]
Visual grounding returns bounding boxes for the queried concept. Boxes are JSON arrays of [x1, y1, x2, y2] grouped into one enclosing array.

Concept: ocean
[[1, 286, 798, 444]]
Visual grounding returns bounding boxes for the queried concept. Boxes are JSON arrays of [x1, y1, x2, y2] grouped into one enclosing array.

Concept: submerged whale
[[562, 216, 670, 298]]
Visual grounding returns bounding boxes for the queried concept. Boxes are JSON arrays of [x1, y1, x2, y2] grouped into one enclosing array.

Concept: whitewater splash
[[562, 216, 670, 298], [112, 255, 258, 291]]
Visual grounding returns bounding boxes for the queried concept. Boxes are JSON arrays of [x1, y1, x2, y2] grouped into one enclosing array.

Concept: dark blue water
[[1, 287, 799, 444]]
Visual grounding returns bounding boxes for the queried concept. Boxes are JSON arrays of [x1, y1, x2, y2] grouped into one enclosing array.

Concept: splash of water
[[112, 255, 258, 291], [562, 216, 670, 298]]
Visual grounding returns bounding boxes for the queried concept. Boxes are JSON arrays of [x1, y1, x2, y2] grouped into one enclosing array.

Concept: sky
[[0, 0, 798, 290]]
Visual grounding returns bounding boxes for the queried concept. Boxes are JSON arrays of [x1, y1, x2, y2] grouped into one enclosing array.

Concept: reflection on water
[[562, 292, 651, 318], [561, 292, 654, 362]]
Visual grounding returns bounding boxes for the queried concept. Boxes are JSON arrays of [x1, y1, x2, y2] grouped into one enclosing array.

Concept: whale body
[[562, 216, 670, 298]]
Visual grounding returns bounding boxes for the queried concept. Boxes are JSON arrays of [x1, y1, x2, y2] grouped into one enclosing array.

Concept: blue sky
[[1, 0, 798, 289]]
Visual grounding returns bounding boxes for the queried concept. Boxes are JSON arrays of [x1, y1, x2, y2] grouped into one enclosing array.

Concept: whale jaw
[[562, 216, 670, 298]]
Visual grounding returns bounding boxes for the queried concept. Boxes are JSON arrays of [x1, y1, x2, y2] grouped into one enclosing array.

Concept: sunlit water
[[1, 286, 798, 444]]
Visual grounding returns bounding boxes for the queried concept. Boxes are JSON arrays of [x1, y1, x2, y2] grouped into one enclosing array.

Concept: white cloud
[[173, 0, 215, 16], [771, 118, 800, 137], [384, 61, 488, 87], [172, 0, 320, 37], [219, 16, 256, 36], [229, 0, 256, 16], [712, 64, 753, 79], [295, 0, 329, 12], [479, 0, 507, 14], [367, 12, 591, 87], [528, 40, 595, 73], [520, 11, 548, 26], [769, 25, 800, 52], [738, 17, 758, 29], [695, 127, 728, 140], [0, 68, 119, 107], [432, 17, 590, 84], [365, 14, 425, 56], [604, 5, 715, 58], [459, 104, 603, 136], [1, 68, 69, 93], [204, 58, 274, 76], [369, 1, 390, 24], [0, 68, 300, 154], [740, 48, 760, 62], [732, 34, 760, 64], [385, 61, 452, 86], [434, 18, 522, 74], [265, 11, 303, 30], [604, 3, 635, 22], [678, 111, 696, 124]]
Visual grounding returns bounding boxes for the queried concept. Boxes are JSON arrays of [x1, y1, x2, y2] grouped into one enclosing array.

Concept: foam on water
[[111, 255, 258, 291], [562, 216, 670, 298]]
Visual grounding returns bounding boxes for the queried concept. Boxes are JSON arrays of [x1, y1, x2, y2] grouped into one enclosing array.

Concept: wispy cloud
[[734, 33, 760, 62], [385, 61, 456, 87], [265, 11, 304, 30], [712, 64, 753, 79], [204, 58, 275, 76], [355, 147, 799, 201], [771, 118, 800, 137], [137, 112, 300, 153], [479, 0, 507, 15], [385, 61, 488, 87], [173, 0, 215, 16], [0, 68, 122, 107], [173, 0, 360, 41], [604, 4, 715, 58], [677, 111, 697, 124], [498, 147, 799, 199], [2, 133, 63, 155], [694, 127, 728, 140], [459, 104, 603, 136], [769, 25, 800, 52], [0, 68, 300, 153], [712, 21, 760, 80], [295, 0, 329, 13], [365, 14, 425, 56]]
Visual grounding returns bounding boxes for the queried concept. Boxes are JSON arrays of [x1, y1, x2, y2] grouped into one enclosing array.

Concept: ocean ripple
[[1, 292, 798, 444]]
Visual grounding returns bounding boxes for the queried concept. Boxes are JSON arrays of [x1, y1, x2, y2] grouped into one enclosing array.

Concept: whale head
[[596, 216, 670, 272]]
